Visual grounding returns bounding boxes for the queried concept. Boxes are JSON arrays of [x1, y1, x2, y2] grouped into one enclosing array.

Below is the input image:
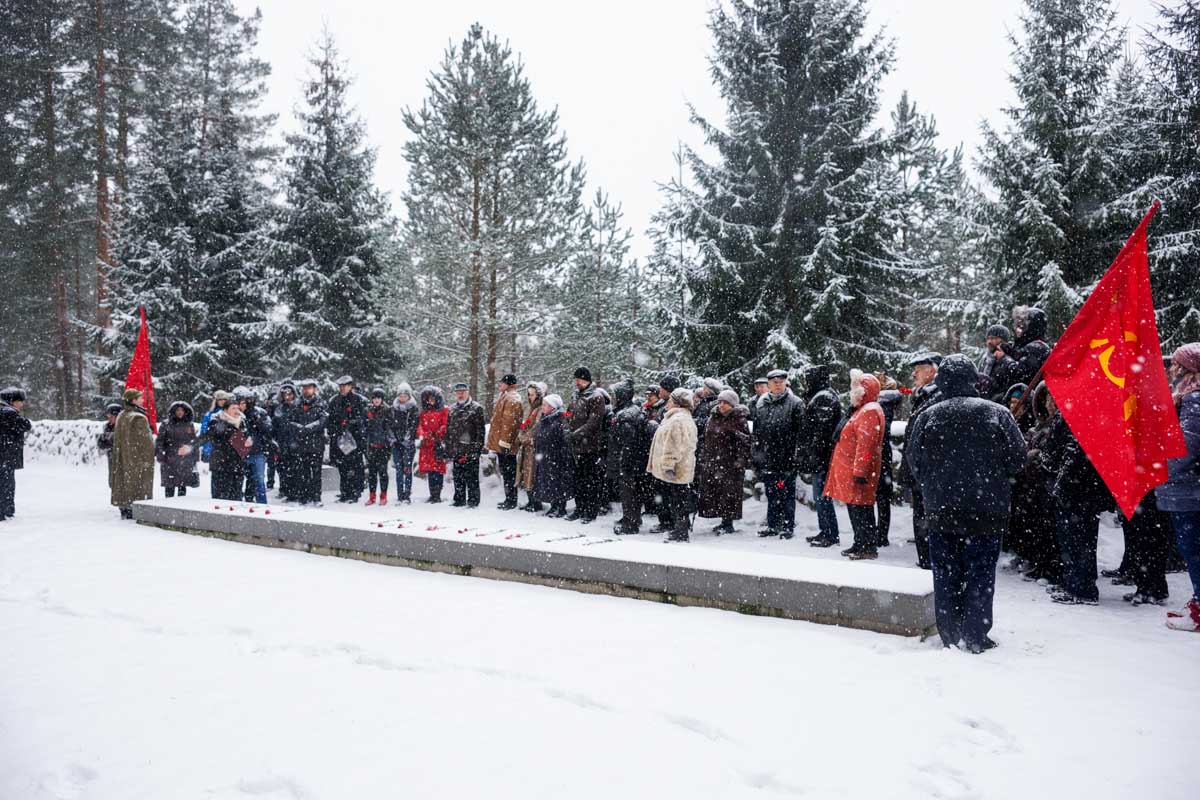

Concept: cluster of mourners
[[3, 306, 1199, 649]]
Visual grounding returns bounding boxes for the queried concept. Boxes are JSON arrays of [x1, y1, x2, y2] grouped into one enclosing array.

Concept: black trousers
[[453, 456, 480, 506], [338, 450, 365, 500], [928, 518, 1004, 650], [1119, 496, 1172, 599], [497, 452, 518, 504], [875, 468, 893, 545], [913, 490, 931, 568], [847, 503, 878, 552], [266, 454, 276, 488], [366, 447, 390, 494], [428, 471, 444, 500], [294, 452, 323, 504], [276, 453, 294, 499], [665, 482, 693, 537], [572, 452, 604, 517], [643, 475, 668, 525], [164, 486, 188, 498], [0, 464, 15, 517], [618, 473, 643, 530]]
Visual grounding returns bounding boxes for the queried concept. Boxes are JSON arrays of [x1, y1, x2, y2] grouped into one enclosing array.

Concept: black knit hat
[[986, 324, 1012, 340], [659, 374, 680, 392], [0, 387, 26, 404], [371, 387, 386, 399], [500, 373, 518, 386], [104, 402, 122, 417], [574, 367, 592, 382]]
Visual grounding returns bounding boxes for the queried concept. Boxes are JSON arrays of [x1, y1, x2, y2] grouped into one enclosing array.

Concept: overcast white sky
[[238, 0, 1161, 258]]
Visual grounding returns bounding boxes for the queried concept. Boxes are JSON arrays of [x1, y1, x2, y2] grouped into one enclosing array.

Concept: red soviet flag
[[124, 306, 157, 433], [1042, 202, 1186, 517]]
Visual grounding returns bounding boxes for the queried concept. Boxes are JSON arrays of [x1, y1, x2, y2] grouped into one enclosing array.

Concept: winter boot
[[1123, 591, 1167, 606], [365, 492, 377, 506], [845, 548, 878, 561], [1049, 589, 1099, 606], [379, 492, 387, 506], [809, 535, 839, 548]]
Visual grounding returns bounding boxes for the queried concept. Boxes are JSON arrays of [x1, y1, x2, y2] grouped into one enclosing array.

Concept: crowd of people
[[2, 305, 1199, 650]]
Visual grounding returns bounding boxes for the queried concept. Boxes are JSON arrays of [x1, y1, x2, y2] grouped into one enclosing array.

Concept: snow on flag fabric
[[124, 306, 157, 433], [1042, 203, 1186, 518]]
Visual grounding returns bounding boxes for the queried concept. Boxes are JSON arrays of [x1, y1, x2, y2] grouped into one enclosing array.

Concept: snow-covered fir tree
[[1144, 1, 1200, 346], [270, 31, 396, 387], [103, 0, 276, 408], [398, 24, 585, 405], [651, 0, 917, 381], [976, 0, 1124, 336]]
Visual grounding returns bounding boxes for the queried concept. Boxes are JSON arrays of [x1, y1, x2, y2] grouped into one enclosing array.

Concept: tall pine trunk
[[94, 0, 113, 395], [468, 167, 481, 398]]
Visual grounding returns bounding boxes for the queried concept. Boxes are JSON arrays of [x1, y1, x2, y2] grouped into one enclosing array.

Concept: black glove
[[853, 476, 869, 485]]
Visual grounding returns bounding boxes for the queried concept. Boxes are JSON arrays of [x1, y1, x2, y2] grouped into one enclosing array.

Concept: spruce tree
[[272, 31, 395, 386], [103, 0, 275, 408], [650, 0, 910, 379]]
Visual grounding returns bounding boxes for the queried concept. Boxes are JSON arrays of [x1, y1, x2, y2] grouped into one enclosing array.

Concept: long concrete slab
[[132, 498, 937, 637]]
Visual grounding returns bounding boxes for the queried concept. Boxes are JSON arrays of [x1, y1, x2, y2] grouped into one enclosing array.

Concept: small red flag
[[1043, 202, 1187, 517], [124, 306, 157, 433]]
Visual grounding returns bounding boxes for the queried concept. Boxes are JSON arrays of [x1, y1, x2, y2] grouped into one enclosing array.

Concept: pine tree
[[103, 0, 275, 408], [651, 0, 912, 380], [976, 0, 1124, 329], [398, 24, 584, 405], [1144, 0, 1200, 348], [272, 31, 395, 386]]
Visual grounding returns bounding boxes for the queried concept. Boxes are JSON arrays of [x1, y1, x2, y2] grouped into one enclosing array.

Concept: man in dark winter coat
[[980, 324, 1019, 402], [875, 379, 903, 547], [97, 402, 122, 489], [608, 380, 654, 535], [906, 355, 1027, 653], [1044, 418, 1113, 605], [0, 387, 32, 521], [233, 387, 273, 504], [390, 383, 420, 504], [446, 382, 486, 508], [327, 376, 367, 503], [1007, 306, 1052, 386], [796, 366, 843, 547], [272, 384, 298, 500], [752, 369, 804, 538], [263, 385, 280, 490], [692, 377, 722, 457], [747, 377, 768, 425], [897, 351, 944, 569], [287, 380, 328, 505], [567, 367, 607, 523]]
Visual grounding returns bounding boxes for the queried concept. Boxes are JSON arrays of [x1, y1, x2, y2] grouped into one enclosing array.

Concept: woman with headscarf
[[698, 389, 750, 534], [824, 371, 885, 560], [1159, 343, 1200, 632], [533, 394, 575, 517]]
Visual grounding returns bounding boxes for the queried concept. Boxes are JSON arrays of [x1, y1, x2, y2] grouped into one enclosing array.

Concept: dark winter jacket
[[155, 402, 198, 488], [645, 397, 667, 424], [751, 388, 804, 474], [364, 403, 395, 449], [240, 404, 273, 458], [1009, 307, 1052, 385], [877, 388, 903, 477], [568, 382, 607, 455], [98, 420, 117, 486], [693, 394, 719, 456], [0, 399, 32, 469], [606, 382, 653, 483], [326, 390, 368, 456], [1157, 389, 1200, 512], [1045, 418, 1113, 516], [699, 405, 751, 519], [905, 355, 1027, 522], [287, 395, 329, 456], [195, 409, 248, 476], [533, 409, 575, 504], [390, 395, 420, 448], [796, 366, 843, 475], [272, 398, 297, 453], [446, 398, 486, 460], [897, 381, 944, 489]]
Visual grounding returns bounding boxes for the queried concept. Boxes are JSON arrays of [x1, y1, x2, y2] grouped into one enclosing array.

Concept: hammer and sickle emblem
[[1089, 331, 1138, 420]]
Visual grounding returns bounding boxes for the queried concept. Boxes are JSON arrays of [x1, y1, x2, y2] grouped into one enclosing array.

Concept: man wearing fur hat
[[567, 367, 607, 523]]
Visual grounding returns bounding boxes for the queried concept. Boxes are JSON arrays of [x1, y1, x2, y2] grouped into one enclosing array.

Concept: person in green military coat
[[111, 388, 156, 519]]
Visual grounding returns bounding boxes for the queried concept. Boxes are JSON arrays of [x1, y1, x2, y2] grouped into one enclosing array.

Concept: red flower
[[898, 386, 913, 395]]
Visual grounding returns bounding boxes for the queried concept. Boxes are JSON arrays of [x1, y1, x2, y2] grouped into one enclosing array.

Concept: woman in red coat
[[417, 385, 449, 503], [824, 370, 885, 560]]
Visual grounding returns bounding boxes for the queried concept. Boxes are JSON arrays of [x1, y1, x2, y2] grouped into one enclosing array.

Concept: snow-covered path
[[1, 462, 1195, 799]]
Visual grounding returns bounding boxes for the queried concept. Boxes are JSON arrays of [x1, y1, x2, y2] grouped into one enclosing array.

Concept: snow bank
[[24, 419, 105, 466]]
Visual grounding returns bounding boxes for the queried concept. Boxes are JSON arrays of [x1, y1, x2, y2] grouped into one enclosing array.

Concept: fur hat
[[659, 374, 680, 392], [717, 389, 740, 407], [702, 377, 724, 395], [500, 373, 518, 387], [669, 387, 694, 410], [543, 393, 564, 411]]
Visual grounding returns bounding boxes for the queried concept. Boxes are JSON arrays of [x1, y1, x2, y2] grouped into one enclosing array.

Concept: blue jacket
[[905, 355, 1027, 520], [1158, 390, 1200, 512]]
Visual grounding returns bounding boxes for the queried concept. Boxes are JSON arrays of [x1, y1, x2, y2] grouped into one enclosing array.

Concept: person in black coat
[[607, 380, 654, 535], [1044, 416, 1114, 605], [193, 403, 248, 501], [0, 387, 32, 521], [389, 383, 420, 504], [234, 387, 273, 505], [363, 387, 395, 505], [272, 384, 298, 501], [905, 355, 1026, 653], [1007, 383, 1063, 585], [1007, 306, 1052, 386], [751, 369, 804, 538], [327, 376, 367, 503], [287, 379, 329, 505], [699, 390, 751, 534], [897, 351, 944, 568], [97, 402, 122, 489], [874, 378, 902, 547], [796, 365, 843, 547], [446, 382, 486, 508], [534, 395, 575, 516], [567, 367, 607, 523], [155, 401, 198, 497]]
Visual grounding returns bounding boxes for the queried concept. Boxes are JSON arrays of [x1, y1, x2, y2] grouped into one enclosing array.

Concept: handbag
[[337, 431, 358, 455], [229, 430, 252, 460], [434, 440, 448, 461]]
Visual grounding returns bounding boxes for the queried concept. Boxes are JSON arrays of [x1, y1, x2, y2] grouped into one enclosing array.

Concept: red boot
[[379, 492, 388, 506], [1166, 598, 1200, 632], [365, 492, 377, 506]]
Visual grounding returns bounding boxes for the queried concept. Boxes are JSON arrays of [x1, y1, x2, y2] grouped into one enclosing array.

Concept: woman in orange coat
[[824, 371, 885, 560]]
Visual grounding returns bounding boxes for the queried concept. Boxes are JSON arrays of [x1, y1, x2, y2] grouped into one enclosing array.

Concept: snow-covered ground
[[1, 461, 1195, 799]]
